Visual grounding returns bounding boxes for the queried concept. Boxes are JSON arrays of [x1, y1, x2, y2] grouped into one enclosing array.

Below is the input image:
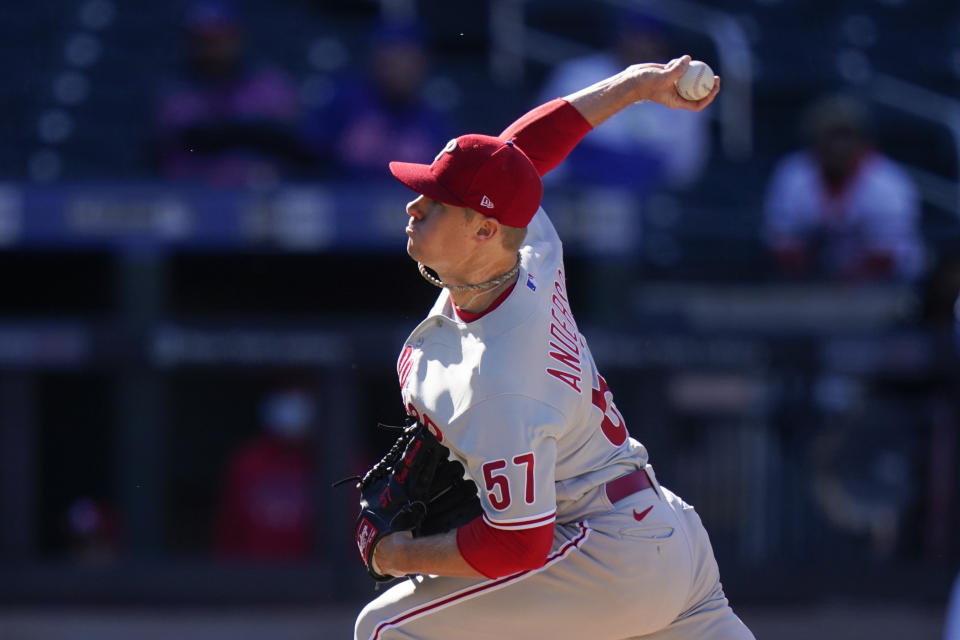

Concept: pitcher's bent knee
[[355, 600, 382, 640]]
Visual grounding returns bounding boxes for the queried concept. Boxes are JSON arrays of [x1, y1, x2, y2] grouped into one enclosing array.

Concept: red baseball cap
[[389, 134, 543, 228]]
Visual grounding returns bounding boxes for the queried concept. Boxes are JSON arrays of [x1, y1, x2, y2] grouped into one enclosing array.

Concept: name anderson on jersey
[[546, 267, 583, 395]]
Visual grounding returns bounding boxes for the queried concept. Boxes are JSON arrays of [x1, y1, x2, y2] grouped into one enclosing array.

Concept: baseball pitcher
[[348, 55, 755, 640]]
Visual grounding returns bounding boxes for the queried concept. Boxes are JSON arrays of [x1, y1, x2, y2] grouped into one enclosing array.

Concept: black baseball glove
[[414, 454, 482, 538], [338, 421, 482, 582]]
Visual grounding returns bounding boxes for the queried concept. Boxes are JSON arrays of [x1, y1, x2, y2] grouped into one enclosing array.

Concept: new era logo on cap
[[480, 195, 494, 209]]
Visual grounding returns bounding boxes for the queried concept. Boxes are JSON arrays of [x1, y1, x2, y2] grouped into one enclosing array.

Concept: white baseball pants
[[355, 483, 755, 640]]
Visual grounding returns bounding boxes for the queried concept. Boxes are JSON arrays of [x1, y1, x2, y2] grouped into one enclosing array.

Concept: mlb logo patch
[[526, 273, 537, 291]]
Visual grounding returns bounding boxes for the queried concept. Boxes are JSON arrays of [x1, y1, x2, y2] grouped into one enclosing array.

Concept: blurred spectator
[[302, 19, 454, 179], [155, 1, 306, 187], [62, 496, 122, 566], [763, 95, 924, 281], [536, 12, 710, 193], [214, 387, 316, 561]]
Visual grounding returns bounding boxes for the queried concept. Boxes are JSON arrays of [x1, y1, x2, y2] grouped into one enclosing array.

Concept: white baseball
[[675, 60, 715, 101]]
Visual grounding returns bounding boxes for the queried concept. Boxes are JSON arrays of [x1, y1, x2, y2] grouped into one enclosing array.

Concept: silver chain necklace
[[417, 253, 521, 293]]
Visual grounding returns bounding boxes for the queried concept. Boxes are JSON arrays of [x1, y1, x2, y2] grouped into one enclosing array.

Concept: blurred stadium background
[[1, 0, 959, 638]]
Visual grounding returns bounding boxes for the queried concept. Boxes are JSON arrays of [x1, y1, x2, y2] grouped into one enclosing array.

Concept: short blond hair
[[500, 225, 528, 252]]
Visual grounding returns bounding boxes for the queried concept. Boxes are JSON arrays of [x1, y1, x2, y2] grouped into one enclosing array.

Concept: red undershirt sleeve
[[499, 98, 594, 178], [456, 514, 555, 578]]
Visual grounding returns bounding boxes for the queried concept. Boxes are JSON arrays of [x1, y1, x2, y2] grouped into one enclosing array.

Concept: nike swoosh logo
[[633, 506, 654, 522]]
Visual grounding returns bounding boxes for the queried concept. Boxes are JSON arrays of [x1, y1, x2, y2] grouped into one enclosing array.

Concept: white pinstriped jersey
[[396, 208, 648, 530]]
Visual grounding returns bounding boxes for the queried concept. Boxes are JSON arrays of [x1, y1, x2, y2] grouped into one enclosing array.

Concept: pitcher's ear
[[476, 218, 499, 240]]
